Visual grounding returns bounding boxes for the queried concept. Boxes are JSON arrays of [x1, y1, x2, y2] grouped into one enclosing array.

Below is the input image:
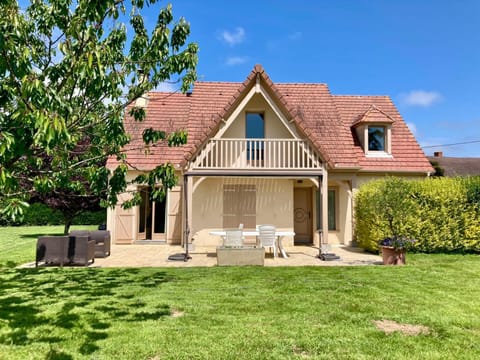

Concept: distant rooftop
[[428, 152, 480, 177]]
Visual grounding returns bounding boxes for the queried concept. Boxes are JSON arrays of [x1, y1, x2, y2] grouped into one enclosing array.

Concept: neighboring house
[[428, 152, 480, 177], [106, 65, 433, 247]]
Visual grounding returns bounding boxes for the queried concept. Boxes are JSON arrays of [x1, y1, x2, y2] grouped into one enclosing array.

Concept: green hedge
[[355, 177, 480, 253], [22, 203, 64, 225], [0, 203, 106, 227]]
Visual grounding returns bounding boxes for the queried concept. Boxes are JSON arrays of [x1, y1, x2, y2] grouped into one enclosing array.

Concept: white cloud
[[406, 122, 417, 136], [401, 90, 442, 107], [225, 56, 249, 66], [221, 27, 246, 46]]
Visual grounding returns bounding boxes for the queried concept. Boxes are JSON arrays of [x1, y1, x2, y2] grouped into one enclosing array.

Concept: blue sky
[[19, 0, 479, 157], [159, 0, 480, 158]]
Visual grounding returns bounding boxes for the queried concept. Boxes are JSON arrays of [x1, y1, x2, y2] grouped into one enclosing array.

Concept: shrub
[[72, 210, 106, 226], [23, 203, 64, 225], [355, 177, 480, 253], [0, 202, 106, 227]]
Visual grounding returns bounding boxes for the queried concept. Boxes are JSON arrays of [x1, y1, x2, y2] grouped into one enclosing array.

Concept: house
[[106, 65, 433, 248], [428, 151, 480, 177]]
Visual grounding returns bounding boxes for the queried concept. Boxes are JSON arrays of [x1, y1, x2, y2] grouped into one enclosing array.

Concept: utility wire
[[422, 140, 480, 148]]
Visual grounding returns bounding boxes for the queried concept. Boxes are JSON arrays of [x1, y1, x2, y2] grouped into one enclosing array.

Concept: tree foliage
[[0, 0, 198, 227]]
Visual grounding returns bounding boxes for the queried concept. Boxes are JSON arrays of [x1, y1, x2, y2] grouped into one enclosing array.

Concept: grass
[[1, 226, 479, 359]]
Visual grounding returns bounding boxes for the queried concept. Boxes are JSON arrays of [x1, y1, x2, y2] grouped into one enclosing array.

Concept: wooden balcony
[[190, 138, 323, 172]]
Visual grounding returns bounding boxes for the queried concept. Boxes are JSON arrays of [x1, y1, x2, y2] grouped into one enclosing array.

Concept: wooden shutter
[[223, 185, 256, 228]]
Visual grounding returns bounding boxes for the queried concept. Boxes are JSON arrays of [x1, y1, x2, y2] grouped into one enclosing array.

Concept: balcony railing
[[191, 138, 323, 170]]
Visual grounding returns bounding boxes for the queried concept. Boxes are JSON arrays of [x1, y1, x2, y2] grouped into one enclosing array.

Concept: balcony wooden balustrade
[[191, 138, 323, 171]]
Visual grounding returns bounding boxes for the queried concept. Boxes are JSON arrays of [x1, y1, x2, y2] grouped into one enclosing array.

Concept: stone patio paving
[[89, 244, 382, 267]]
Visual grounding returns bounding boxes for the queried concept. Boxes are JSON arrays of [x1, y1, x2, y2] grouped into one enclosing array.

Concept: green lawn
[[1, 226, 479, 359]]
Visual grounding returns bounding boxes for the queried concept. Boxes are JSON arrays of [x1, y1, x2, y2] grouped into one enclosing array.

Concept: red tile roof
[[351, 105, 395, 127], [108, 93, 192, 170], [107, 65, 433, 174], [333, 95, 433, 172]]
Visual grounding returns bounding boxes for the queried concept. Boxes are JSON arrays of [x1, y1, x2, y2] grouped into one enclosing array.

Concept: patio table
[[209, 230, 295, 258]]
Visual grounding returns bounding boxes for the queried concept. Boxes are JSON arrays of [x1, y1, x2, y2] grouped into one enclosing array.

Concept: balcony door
[[246, 113, 264, 164], [138, 187, 167, 241]]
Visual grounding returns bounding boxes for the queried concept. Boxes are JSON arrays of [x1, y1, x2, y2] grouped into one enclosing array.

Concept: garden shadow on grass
[[0, 267, 174, 358]]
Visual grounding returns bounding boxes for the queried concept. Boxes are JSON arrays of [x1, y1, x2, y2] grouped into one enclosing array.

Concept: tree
[[429, 160, 445, 177], [0, 0, 198, 230], [27, 140, 106, 234], [369, 177, 415, 240]]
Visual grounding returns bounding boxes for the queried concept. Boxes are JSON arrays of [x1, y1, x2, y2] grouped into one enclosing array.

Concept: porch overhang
[[181, 168, 330, 253], [183, 169, 323, 177]]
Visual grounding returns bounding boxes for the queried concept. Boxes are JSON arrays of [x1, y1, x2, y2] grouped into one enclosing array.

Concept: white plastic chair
[[257, 225, 277, 258], [223, 229, 244, 247]]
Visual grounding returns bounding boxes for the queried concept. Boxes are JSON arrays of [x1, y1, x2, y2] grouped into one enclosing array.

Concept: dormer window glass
[[246, 113, 264, 139], [368, 126, 386, 151]]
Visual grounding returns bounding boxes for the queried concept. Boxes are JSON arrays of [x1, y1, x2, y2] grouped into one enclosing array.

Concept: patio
[[90, 244, 382, 267]]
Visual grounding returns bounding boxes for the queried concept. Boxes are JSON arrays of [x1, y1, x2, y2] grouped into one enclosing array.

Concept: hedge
[[355, 177, 480, 253], [0, 203, 106, 227]]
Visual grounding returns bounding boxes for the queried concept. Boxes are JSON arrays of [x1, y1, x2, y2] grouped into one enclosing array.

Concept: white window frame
[[364, 124, 392, 157]]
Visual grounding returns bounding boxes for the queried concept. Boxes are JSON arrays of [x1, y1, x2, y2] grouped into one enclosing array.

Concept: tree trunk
[[63, 218, 73, 235]]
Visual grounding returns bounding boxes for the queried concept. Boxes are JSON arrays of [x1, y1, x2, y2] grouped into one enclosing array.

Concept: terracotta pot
[[381, 246, 406, 265]]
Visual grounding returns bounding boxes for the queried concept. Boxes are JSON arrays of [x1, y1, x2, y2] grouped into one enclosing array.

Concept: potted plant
[[378, 236, 415, 265]]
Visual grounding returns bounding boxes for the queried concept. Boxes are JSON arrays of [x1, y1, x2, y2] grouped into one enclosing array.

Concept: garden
[[1, 226, 479, 359]]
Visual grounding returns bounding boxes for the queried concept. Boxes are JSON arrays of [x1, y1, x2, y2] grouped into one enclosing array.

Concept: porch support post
[[182, 174, 193, 260], [321, 169, 328, 246]]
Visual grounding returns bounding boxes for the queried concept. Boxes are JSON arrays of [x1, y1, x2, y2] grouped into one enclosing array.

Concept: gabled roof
[[107, 64, 433, 174], [352, 105, 395, 127]]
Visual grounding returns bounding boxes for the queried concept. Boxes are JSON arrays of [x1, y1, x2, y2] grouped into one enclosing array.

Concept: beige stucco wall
[[191, 177, 295, 246], [326, 180, 353, 245], [223, 93, 293, 139], [107, 168, 430, 247]]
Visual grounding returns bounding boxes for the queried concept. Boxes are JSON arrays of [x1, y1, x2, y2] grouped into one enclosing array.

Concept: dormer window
[[352, 106, 394, 157], [368, 126, 386, 151]]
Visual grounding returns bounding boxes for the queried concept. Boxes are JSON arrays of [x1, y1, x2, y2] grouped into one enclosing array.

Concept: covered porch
[[183, 137, 330, 249]]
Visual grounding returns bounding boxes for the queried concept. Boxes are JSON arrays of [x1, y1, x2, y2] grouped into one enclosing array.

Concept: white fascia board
[[214, 85, 257, 139]]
